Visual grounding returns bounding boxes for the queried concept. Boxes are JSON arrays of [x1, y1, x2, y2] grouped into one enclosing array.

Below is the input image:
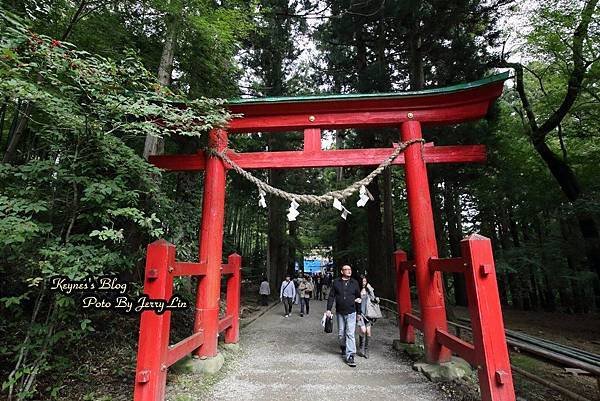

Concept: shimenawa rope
[[207, 138, 424, 206]]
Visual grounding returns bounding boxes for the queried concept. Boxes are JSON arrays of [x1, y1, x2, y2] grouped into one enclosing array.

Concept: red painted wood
[[405, 313, 424, 331], [394, 250, 415, 343], [226, 81, 504, 132], [194, 129, 228, 358], [150, 152, 207, 171], [435, 329, 476, 365], [166, 330, 205, 367], [224, 253, 241, 343], [227, 102, 489, 132], [398, 260, 415, 271], [221, 260, 238, 276], [134, 240, 175, 401], [173, 261, 207, 277], [461, 235, 515, 401], [218, 315, 233, 333], [150, 145, 487, 171], [401, 120, 451, 364], [428, 257, 466, 273], [304, 128, 321, 152]]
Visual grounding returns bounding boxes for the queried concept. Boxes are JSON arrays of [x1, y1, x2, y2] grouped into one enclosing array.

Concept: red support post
[[401, 120, 451, 364], [394, 250, 415, 343], [461, 234, 515, 401], [133, 240, 175, 401], [303, 128, 321, 152], [224, 253, 242, 343], [194, 129, 228, 358]]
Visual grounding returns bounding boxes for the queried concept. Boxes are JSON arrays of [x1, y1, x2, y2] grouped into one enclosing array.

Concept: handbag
[[365, 298, 383, 319], [324, 315, 333, 333]]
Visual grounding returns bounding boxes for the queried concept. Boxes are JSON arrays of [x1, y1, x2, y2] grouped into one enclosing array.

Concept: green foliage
[[0, 9, 232, 399]]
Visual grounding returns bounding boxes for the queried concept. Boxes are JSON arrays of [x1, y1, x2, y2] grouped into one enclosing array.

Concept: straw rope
[[207, 138, 424, 206]]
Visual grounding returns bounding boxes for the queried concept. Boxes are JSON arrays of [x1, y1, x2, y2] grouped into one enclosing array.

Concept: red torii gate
[[134, 72, 515, 401]]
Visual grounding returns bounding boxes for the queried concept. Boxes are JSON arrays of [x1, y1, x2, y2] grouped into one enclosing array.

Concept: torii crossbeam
[[136, 72, 516, 401], [150, 74, 509, 171]]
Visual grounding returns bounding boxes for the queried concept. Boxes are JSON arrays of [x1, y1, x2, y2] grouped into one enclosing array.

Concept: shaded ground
[[452, 306, 600, 401], [168, 300, 451, 401]]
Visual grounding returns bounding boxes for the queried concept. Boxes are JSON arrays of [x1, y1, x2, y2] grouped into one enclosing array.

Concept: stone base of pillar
[[220, 343, 240, 352], [187, 353, 225, 375], [413, 357, 473, 382], [392, 339, 422, 361]]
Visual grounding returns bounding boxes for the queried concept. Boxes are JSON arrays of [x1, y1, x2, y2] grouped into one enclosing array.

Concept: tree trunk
[[444, 180, 467, 306], [534, 141, 580, 201], [497, 214, 522, 309], [408, 11, 424, 90], [381, 167, 395, 299], [3, 103, 32, 164], [266, 168, 287, 287], [481, 210, 509, 305], [365, 176, 386, 293], [559, 217, 589, 313], [534, 214, 557, 311], [288, 220, 297, 272], [60, 0, 87, 41], [143, 15, 178, 160]]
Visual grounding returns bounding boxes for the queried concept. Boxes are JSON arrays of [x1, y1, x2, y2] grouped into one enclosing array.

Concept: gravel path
[[205, 300, 450, 401]]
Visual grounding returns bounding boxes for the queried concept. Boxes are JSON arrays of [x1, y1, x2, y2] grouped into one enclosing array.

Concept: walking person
[[298, 275, 314, 316], [259, 277, 270, 306], [322, 272, 332, 300], [293, 273, 301, 307], [280, 274, 296, 317], [357, 276, 378, 358], [326, 265, 361, 367], [314, 273, 323, 300]]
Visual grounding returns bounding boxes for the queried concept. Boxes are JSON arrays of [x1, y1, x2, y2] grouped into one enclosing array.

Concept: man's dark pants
[[283, 296, 293, 315]]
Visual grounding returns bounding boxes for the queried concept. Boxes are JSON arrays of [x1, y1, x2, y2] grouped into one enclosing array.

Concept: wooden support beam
[[435, 328, 476, 365], [166, 330, 204, 367], [398, 260, 415, 271], [218, 315, 233, 333], [150, 145, 486, 171], [429, 257, 467, 273], [221, 263, 237, 276], [172, 262, 207, 277], [304, 128, 321, 152], [405, 313, 424, 331]]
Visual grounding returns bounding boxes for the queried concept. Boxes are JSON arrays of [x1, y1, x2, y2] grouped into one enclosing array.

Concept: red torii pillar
[[401, 120, 451, 363], [194, 128, 228, 358]]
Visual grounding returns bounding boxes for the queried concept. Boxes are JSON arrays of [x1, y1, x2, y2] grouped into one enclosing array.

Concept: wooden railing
[[133, 239, 241, 401], [395, 234, 515, 401]]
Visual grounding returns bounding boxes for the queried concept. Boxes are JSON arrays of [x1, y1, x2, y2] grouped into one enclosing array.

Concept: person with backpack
[[280, 274, 296, 317], [325, 265, 361, 367]]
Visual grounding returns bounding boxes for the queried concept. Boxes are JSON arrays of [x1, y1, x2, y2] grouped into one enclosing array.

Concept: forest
[[0, 0, 599, 400]]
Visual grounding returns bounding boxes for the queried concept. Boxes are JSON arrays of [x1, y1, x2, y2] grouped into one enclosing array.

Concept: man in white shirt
[[279, 274, 296, 317]]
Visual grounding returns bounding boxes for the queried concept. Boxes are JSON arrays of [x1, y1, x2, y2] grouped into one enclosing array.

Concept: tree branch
[[536, 0, 599, 138], [498, 60, 539, 135]]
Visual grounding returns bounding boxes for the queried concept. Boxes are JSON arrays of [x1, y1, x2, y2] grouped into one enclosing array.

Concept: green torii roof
[[226, 72, 510, 106]]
